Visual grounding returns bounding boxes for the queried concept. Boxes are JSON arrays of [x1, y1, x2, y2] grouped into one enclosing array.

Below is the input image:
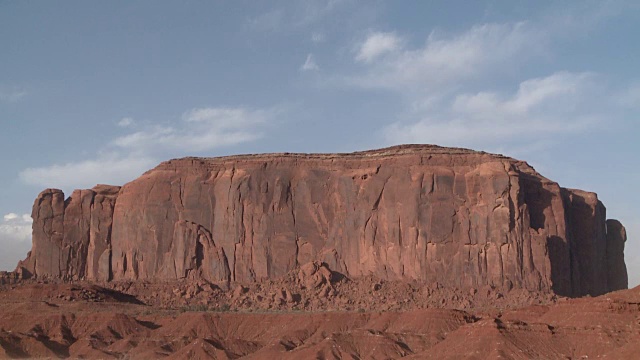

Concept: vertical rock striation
[[17, 145, 629, 296], [18, 185, 120, 281]]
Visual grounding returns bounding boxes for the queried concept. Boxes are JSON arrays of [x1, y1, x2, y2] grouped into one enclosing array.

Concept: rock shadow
[[521, 174, 572, 297], [137, 320, 161, 330], [546, 235, 571, 297], [329, 269, 348, 283], [521, 173, 551, 231], [97, 287, 146, 305]]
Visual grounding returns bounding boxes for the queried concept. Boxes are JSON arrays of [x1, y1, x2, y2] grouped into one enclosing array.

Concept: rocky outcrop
[[605, 219, 628, 291], [17, 145, 628, 297], [18, 185, 120, 281]]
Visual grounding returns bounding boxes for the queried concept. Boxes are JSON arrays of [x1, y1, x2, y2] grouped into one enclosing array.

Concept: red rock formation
[[605, 219, 628, 290], [17, 145, 628, 296], [18, 185, 120, 281]]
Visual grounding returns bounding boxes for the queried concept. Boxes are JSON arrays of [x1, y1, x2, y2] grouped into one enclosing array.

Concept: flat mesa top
[[161, 144, 510, 165]]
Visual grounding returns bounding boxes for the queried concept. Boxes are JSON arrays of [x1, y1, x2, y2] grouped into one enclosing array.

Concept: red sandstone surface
[[17, 145, 627, 297], [1, 145, 633, 359]]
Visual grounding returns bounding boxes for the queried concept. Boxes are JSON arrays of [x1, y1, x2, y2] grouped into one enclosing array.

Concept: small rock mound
[[297, 261, 333, 289]]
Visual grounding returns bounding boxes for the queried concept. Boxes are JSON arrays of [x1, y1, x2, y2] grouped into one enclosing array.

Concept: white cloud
[[0, 213, 33, 271], [3, 213, 18, 221], [451, 72, 595, 119], [301, 54, 320, 71], [384, 72, 601, 149], [117, 117, 135, 127], [113, 106, 272, 154], [19, 154, 157, 190], [355, 31, 402, 63], [0, 213, 32, 243], [349, 22, 544, 92], [19, 106, 276, 191]]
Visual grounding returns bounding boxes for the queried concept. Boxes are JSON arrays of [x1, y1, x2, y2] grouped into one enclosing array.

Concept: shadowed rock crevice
[[521, 174, 551, 231], [546, 235, 571, 297]]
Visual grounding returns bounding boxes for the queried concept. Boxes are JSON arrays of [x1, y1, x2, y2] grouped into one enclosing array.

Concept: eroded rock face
[[17, 145, 628, 296], [18, 185, 120, 281]]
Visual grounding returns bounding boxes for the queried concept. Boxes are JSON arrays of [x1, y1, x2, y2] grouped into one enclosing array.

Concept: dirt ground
[[0, 265, 638, 359]]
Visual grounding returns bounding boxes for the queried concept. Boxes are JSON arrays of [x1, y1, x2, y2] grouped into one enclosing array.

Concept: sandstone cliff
[[17, 145, 628, 297]]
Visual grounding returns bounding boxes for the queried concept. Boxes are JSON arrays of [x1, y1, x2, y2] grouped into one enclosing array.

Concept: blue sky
[[1, 0, 638, 286]]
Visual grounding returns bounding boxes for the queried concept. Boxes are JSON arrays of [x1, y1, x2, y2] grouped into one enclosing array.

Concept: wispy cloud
[[117, 117, 135, 127], [355, 31, 402, 63], [311, 32, 325, 43], [0, 88, 27, 103], [383, 72, 602, 150], [20, 106, 279, 191], [301, 54, 320, 71], [543, 0, 636, 36], [245, 0, 352, 32], [451, 72, 596, 120], [618, 83, 640, 108], [348, 22, 544, 92], [112, 107, 273, 155], [294, 0, 350, 26], [332, 15, 628, 155], [245, 9, 285, 32], [20, 154, 157, 190]]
